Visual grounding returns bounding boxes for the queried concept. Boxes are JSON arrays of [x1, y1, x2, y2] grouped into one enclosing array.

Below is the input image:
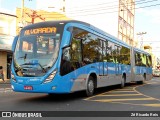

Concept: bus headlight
[[43, 70, 57, 83], [11, 72, 16, 82]]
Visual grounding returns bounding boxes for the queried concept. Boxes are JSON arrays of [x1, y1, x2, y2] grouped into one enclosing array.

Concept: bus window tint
[[70, 36, 82, 69], [135, 52, 142, 66], [141, 54, 147, 67], [82, 33, 100, 64], [120, 46, 130, 65], [147, 55, 152, 67], [70, 27, 104, 66], [135, 51, 150, 67], [113, 45, 121, 64], [107, 41, 114, 62]]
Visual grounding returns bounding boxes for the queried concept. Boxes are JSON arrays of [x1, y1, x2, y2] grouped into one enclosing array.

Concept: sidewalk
[[0, 79, 10, 84]]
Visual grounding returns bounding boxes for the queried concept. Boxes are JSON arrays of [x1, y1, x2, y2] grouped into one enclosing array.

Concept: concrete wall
[[0, 51, 7, 80]]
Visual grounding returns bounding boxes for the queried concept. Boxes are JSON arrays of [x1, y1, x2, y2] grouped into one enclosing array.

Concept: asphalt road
[[0, 77, 160, 119]]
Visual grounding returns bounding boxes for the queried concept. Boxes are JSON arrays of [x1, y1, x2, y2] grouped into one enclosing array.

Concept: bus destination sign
[[24, 27, 57, 36]]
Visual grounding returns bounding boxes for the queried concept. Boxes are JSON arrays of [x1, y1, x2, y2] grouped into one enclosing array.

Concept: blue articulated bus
[[11, 20, 152, 96]]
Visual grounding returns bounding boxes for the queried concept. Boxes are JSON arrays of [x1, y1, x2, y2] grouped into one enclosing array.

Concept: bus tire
[[137, 80, 143, 84], [86, 76, 95, 97], [120, 75, 126, 88], [48, 93, 55, 97]]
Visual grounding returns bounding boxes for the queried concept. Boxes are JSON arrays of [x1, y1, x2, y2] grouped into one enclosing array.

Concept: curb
[[0, 79, 10, 84]]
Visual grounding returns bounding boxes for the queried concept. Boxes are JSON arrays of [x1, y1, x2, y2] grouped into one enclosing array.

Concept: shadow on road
[[19, 83, 139, 103]]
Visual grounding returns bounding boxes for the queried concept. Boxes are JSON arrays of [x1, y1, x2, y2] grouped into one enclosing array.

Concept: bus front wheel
[[86, 76, 95, 97]]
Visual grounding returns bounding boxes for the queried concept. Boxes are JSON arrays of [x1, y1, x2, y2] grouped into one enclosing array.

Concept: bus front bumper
[[11, 80, 72, 94]]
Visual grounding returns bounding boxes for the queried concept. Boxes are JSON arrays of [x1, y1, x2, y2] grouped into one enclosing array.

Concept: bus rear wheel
[[86, 76, 95, 97]]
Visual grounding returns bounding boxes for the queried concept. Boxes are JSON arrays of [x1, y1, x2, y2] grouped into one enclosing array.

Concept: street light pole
[[137, 32, 147, 49], [21, 0, 24, 25]]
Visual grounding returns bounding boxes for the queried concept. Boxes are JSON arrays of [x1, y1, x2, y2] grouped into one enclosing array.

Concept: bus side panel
[[130, 47, 135, 81], [121, 64, 132, 83], [70, 63, 99, 92], [134, 66, 145, 82], [146, 67, 152, 81]]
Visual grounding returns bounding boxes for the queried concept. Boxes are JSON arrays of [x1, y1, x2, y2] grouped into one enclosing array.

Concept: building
[[0, 12, 16, 80], [118, 0, 135, 46], [16, 7, 70, 35]]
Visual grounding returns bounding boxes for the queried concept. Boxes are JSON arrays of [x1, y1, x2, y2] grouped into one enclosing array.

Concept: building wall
[[118, 0, 135, 46], [0, 51, 7, 80], [0, 12, 16, 80], [16, 7, 70, 35]]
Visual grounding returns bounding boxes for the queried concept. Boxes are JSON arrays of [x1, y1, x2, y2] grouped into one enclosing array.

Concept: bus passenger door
[[99, 40, 108, 76], [103, 41, 108, 76], [115, 45, 121, 75]]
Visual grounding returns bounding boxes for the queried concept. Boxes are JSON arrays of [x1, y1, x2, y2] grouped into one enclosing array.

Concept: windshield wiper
[[20, 62, 47, 73], [19, 53, 27, 61]]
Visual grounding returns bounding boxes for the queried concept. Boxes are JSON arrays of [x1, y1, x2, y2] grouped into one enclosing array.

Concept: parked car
[[153, 69, 160, 77]]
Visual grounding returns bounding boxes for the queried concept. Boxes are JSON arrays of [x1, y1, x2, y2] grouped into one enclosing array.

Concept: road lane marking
[[97, 94, 142, 96], [145, 82, 160, 84], [133, 85, 160, 102], [84, 87, 139, 100], [113, 89, 135, 91], [107, 91, 137, 92], [107, 101, 160, 107], [84, 82, 160, 107], [90, 98, 155, 102], [142, 104, 160, 107]]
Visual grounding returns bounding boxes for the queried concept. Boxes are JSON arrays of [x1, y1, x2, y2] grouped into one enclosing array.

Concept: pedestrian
[[0, 66, 5, 82]]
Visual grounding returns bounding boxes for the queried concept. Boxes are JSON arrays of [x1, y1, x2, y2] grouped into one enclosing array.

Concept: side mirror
[[12, 35, 19, 52]]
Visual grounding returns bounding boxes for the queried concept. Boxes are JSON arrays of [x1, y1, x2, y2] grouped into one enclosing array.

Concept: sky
[[0, 0, 160, 57], [135, 3, 160, 56]]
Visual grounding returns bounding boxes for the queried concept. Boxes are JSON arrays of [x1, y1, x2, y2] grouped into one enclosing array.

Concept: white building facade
[[0, 11, 16, 80]]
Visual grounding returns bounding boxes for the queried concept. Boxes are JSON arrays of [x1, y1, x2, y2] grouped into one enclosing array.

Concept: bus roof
[[21, 20, 90, 30], [21, 20, 130, 48], [133, 47, 151, 55]]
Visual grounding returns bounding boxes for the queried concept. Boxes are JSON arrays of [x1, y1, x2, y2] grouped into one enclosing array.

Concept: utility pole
[[20, 0, 25, 27], [137, 32, 147, 49], [20, 0, 35, 26]]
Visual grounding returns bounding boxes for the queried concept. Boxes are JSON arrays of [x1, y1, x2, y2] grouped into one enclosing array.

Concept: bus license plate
[[24, 86, 33, 90]]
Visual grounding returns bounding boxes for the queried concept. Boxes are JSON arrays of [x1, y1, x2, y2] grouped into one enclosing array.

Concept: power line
[[67, 0, 147, 10], [68, 0, 158, 14], [37, 0, 160, 19], [66, 0, 120, 9], [67, 3, 160, 17], [66, 0, 159, 14], [45, 1, 160, 19]]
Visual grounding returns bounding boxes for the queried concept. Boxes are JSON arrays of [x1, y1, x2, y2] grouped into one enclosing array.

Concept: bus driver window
[[60, 47, 74, 76]]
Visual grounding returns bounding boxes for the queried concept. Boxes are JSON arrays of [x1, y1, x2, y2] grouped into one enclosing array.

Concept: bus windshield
[[13, 26, 63, 77]]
